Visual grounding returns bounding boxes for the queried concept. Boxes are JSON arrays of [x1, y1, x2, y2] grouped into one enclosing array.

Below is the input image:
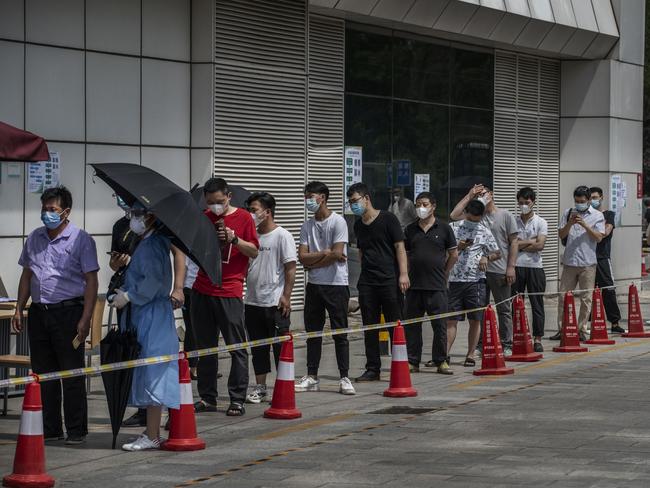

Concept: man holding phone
[[553, 185, 605, 341]]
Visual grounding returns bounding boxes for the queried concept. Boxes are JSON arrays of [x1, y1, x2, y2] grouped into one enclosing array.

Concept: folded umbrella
[[0, 121, 49, 162], [91, 163, 221, 285]]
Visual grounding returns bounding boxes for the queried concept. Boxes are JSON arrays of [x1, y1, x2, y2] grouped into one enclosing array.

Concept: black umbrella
[[91, 163, 221, 285], [190, 183, 252, 210], [100, 307, 141, 449]]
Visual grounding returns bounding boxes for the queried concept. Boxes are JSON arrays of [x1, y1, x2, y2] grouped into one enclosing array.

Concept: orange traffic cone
[[384, 321, 417, 397], [585, 288, 615, 345], [553, 292, 588, 353], [3, 379, 55, 488], [622, 283, 650, 337], [474, 306, 514, 375], [506, 296, 542, 362], [163, 356, 206, 451], [265, 337, 301, 419]]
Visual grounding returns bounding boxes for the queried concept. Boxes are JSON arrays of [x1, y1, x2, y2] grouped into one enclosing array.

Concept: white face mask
[[129, 215, 148, 236], [477, 194, 492, 206], [251, 211, 265, 227], [393, 195, 400, 202], [519, 204, 532, 215], [209, 203, 225, 216], [416, 207, 432, 219]]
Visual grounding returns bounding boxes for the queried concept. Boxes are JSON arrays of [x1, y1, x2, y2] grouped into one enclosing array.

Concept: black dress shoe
[[611, 324, 626, 334], [533, 342, 544, 353], [549, 332, 562, 341], [122, 412, 147, 427], [354, 370, 380, 382]]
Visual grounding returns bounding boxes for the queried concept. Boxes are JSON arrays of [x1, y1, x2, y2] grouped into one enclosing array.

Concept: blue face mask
[[575, 202, 589, 212], [41, 211, 63, 230], [463, 220, 479, 230], [305, 198, 320, 213], [350, 201, 366, 216], [590, 199, 601, 209]]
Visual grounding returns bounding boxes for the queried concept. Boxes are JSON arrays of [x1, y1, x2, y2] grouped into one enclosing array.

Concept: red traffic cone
[[506, 296, 542, 362], [553, 292, 588, 352], [3, 379, 55, 488], [384, 321, 417, 397], [585, 288, 615, 345], [162, 357, 206, 451], [474, 306, 514, 375], [622, 283, 650, 337], [265, 337, 301, 419]]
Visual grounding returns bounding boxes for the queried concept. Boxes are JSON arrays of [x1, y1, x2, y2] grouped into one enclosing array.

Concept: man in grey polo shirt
[[552, 185, 605, 341]]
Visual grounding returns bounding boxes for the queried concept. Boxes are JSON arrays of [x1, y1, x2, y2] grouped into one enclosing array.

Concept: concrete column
[[559, 0, 645, 286]]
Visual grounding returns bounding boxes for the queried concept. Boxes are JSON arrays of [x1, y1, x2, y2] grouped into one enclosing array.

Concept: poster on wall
[[344, 146, 362, 214], [28, 151, 60, 194], [610, 174, 627, 227], [414, 173, 430, 200]]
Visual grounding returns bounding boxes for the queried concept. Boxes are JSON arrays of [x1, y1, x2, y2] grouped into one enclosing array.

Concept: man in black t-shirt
[[347, 183, 410, 382], [590, 187, 624, 333], [404, 192, 458, 374]]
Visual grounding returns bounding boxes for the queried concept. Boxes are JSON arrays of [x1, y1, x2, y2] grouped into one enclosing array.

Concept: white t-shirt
[[183, 256, 200, 289], [515, 213, 548, 268], [299, 212, 349, 286], [245, 226, 297, 307]]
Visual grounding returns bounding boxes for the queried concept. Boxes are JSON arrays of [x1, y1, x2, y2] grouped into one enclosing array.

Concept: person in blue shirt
[[113, 205, 181, 451]]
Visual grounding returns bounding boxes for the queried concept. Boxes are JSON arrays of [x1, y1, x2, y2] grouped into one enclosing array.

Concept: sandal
[[424, 360, 436, 368], [463, 357, 476, 367], [194, 400, 217, 413], [226, 402, 245, 417]]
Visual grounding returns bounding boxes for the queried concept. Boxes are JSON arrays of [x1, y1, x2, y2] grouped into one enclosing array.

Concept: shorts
[[448, 281, 486, 321]]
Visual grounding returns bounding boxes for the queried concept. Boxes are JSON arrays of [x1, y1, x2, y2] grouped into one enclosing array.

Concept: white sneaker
[[339, 377, 356, 395], [503, 346, 512, 357], [246, 385, 267, 404], [294, 375, 320, 392], [122, 434, 161, 451]]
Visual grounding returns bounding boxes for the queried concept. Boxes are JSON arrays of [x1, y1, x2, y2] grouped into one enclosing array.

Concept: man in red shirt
[[191, 178, 259, 416]]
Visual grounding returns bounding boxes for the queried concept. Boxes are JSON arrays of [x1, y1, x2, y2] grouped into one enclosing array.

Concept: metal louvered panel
[[493, 51, 560, 280], [214, 0, 307, 308], [308, 15, 345, 214]]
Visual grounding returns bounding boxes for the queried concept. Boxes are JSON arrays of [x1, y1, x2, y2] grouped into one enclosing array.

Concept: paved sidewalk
[[2, 299, 650, 487]]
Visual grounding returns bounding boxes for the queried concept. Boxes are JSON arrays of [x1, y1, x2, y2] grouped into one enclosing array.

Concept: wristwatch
[[231, 235, 239, 246]]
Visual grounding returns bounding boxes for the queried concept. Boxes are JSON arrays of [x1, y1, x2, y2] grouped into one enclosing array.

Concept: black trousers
[[303, 284, 350, 377], [182, 288, 197, 368], [358, 283, 402, 373], [28, 304, 87, 438], [244, 305, 289, 377], [596, 258, 622, 324], [513, 266, 546, 338], [405, 289, 448, 366], [190, 291, 248, 405]]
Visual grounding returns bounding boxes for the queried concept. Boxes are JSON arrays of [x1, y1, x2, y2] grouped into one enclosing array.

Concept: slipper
[[194, 400, 217, 413], [226, 402, 245, 417], [424, 360, 436, 368], [463, 357, 476, 367]]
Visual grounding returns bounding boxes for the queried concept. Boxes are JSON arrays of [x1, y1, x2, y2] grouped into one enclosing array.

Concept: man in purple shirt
[[11, 186, 99, 445]]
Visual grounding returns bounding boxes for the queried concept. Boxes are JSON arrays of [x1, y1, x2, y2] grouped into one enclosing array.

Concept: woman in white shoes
[[113, 204, 181, 451]]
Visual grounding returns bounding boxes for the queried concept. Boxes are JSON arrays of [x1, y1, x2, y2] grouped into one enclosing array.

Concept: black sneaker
[[549, 332, 562, 341], [44, 434, 64, 443], [533, 342, 544, 353], [122, 412, 147, 427], [65, 435, 86, 446], [611, 324, 626, 334], [354, 370, 380, 382], [194, 400, 218, 413]]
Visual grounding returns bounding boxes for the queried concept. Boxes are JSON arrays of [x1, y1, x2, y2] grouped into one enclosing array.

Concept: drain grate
[[367, 406, 436, 415]]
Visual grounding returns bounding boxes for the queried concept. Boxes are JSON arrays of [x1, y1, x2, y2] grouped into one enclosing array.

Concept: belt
[[32, 298, 84, 311]]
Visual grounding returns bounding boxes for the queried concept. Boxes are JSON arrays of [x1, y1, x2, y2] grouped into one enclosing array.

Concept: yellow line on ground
[[453, 339, 650, 390], [254, 412, 357, 440]]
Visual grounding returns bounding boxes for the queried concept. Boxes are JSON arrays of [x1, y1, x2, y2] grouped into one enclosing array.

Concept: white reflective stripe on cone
[[391, 345, 408, 362], [277, 360, 294, 381], [18, 410, 44, 436], [180, 382, 193, 405]]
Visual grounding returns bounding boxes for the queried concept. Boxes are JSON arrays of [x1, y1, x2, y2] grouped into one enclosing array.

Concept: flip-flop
[[226, 403, 245, 417], [463, 357, 476, 367]]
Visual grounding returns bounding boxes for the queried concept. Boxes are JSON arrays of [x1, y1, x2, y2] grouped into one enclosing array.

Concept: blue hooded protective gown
[[122, 231, 180, 409]]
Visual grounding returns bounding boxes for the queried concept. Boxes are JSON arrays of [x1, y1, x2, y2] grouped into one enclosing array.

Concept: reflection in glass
[[450, 48, 494, 109], [393, 37, 449, 104], [345, 29, 392, 96]]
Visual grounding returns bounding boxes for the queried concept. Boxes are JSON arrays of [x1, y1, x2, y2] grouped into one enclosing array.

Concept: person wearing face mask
[[12, 186, 99, 446], [296, 182, 354, 395], [191, 177, 259, 417], [243, 192, 297, 403], [112, 204, 181, 451], [450, 184, 519, 355], [447, 200, 500, 367], [347, 182, 410, 382], [513, 187, 548, 352], [554, 185, 606, 341], [388, 187, 418, 230], [589, 187, 624, 334], [403, 192, 458, 374]]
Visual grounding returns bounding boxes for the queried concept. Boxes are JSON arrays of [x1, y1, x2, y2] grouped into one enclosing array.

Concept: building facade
[[0, 0, 644, 314]]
